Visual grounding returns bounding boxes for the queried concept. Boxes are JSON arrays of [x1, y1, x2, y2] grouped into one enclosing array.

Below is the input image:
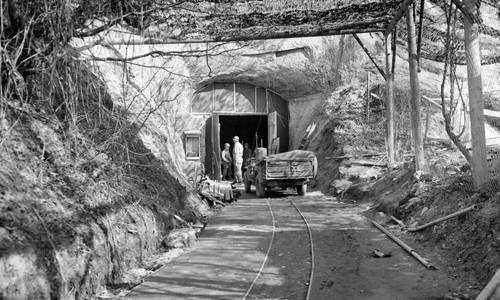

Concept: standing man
[[221, 143, 233, 180], [243, 143, 252, 168], [232, 136, 243, 183]]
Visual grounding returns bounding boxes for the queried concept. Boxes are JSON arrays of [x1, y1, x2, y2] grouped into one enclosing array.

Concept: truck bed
[[264, 160, 314, 180], [263, 150, 316, 180]]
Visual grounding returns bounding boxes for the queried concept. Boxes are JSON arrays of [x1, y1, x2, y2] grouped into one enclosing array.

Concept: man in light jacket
[[232, 136, 243, 183]]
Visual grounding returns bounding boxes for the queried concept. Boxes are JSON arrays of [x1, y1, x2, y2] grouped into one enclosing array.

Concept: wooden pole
[[367, 72, 371, 120], [407, 205, 477, 232], [417, 0, 425, 72], [353, 34, 386, 79], [476, 269, 500, 300], [385, 32, 396, 168], [406, 5, 425, 172], [371, 220, 436, 270], [212, 114, 222, 180], [464, 7, 488, 189]]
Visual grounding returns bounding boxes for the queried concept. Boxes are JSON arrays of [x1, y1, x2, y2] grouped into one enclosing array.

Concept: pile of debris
[[196, 177, 241, 207]]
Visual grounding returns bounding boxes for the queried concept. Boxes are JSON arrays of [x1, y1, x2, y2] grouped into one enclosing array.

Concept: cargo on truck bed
[[244, 149, 318, 197], [263, 150, 317, 180]]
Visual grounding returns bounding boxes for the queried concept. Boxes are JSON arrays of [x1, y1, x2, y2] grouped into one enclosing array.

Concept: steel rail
[[242, 198, 276, 300], [290, 200, 315, 300]]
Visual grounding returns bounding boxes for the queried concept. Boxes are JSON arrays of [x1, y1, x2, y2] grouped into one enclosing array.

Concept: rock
[[342, 145, 354, 154], [460, 164, 471, 172], [65, 171, 88, 186], [374, 212, 390, 224], [413, 182, 427, 197], [0, 228, 12, 248], [0, 118, 8, 131], [402, 197, 422, 210], [445, 165, 461, 175], [414, 170, 425, 180], [444, 292, 471, 300], [30, 119, 71, 167], [93, 153, 109, 166], [163, 228, 197, 249], [330, 179, 353, 195], [420, 207, 429, 216]]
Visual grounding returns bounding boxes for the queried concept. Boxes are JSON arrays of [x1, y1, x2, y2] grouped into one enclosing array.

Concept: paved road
[[125, 191, 457, 300]]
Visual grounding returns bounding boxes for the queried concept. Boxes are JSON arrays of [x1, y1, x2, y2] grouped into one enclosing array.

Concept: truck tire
[[255, 178, 266, 198], [243, 173, 251, 193], [297, 183, 307, 196]]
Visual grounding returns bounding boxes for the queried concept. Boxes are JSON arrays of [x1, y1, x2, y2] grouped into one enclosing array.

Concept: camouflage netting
[[395, 0, 500, 65], [142, 0, 404, 41]]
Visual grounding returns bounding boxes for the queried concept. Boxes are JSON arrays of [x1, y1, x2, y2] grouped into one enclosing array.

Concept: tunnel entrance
[[219, 115, 268, 150], [204, 113, 281, 179]]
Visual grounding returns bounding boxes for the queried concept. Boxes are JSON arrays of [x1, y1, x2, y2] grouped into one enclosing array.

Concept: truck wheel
[[255, 179, 266, 198], [297, 184, 307, 196], [244, 173, 251, 193]]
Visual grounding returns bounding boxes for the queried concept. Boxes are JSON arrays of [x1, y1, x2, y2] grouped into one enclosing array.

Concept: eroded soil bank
[[0, 59, 208, 299]]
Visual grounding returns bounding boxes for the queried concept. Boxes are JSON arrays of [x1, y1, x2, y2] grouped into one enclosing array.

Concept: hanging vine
[[440, 0, 472, 164]]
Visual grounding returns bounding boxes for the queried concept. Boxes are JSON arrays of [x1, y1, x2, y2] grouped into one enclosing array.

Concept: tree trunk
[[385, 32, 395, 167], [406, 6, 425, 172], [335, 35, 346, 86], [464, 5, 488, 189]]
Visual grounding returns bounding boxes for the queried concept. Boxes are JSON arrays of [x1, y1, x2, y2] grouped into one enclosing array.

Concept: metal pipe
[[476, 269, 500, 300], [407, 205, 477, 232], [371, 220, 436, 270]]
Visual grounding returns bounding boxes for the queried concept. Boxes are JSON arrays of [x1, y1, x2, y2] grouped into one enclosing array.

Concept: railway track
[[242, 198, 315, 300]]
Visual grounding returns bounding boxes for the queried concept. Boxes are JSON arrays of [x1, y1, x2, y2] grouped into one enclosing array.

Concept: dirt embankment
[[0, 59, 207, 299], [361, 145, 500, 291], [301, 84, 389, 194], [372, 169, 500, 288], [299, 77, 500, 292]]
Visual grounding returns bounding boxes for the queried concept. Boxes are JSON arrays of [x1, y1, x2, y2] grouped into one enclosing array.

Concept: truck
[[243, 149, 318, 197]]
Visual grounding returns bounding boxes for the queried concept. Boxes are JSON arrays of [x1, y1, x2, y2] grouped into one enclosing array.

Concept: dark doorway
[[219, 115, 268, 151]]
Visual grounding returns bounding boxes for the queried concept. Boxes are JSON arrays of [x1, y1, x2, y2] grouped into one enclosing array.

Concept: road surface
[[125, 190, 457, 300]]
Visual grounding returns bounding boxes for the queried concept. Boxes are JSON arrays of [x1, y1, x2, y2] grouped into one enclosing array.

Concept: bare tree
[[440, 1, 472, 163]]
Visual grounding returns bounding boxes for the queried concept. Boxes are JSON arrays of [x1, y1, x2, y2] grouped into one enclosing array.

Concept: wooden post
[[366, 72, 371, 121], [406, 5, 425, 172], [212, 114, 221, 180], [385, 32, 395, 167], [464, 7, 488, 189]]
